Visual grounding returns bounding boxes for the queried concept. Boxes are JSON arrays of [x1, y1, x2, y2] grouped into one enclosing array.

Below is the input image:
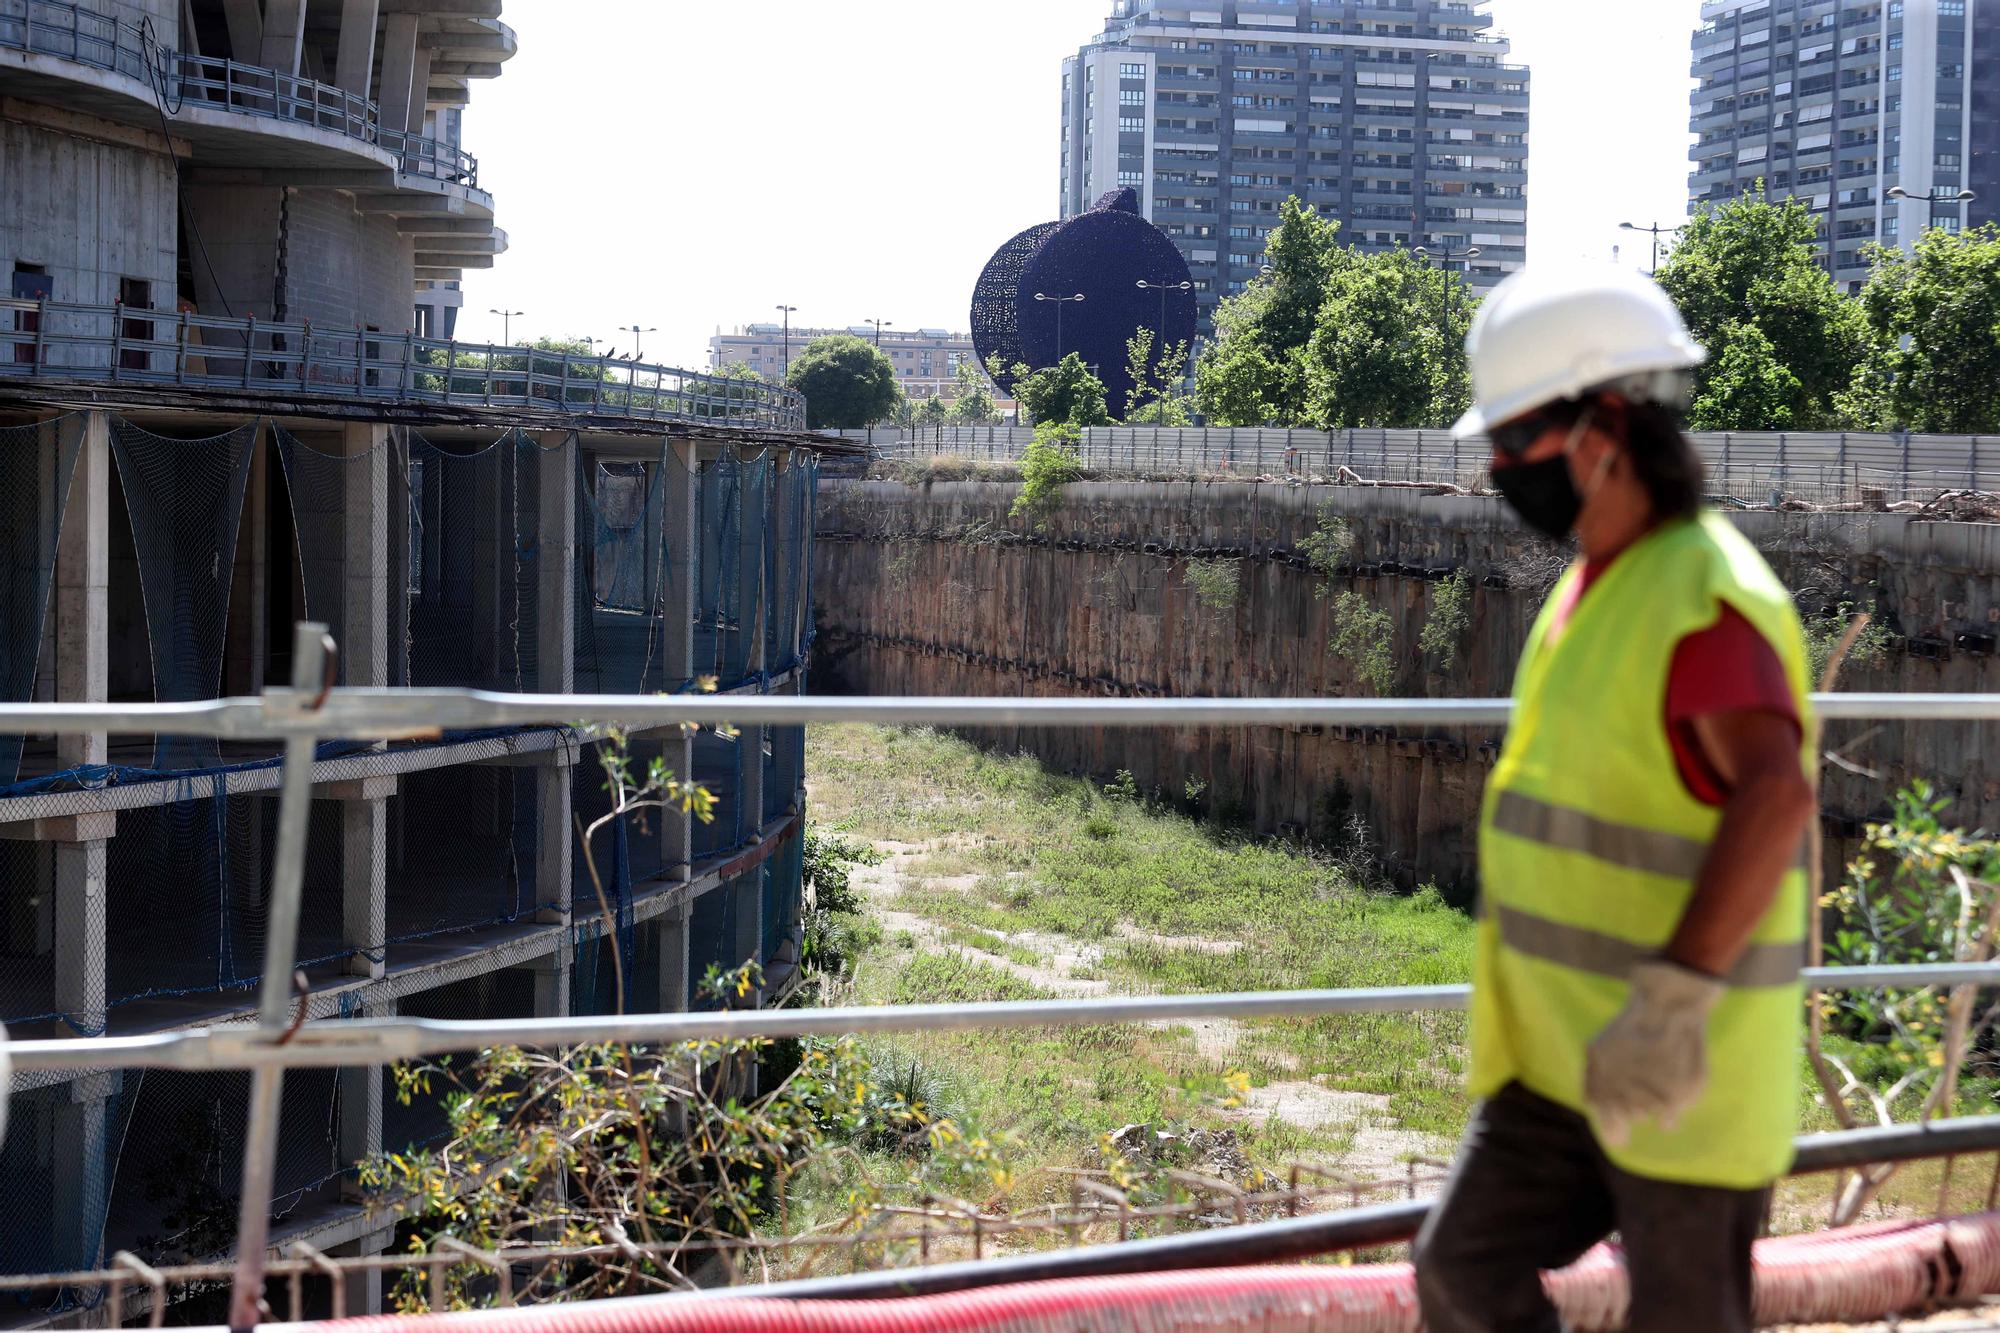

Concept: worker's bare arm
[[1665, 709, 1816, 978]]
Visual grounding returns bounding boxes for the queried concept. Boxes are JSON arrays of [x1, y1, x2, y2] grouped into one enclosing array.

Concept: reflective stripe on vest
[[1488, 902, 1804, 989], [1490, 790, 1707, 879]]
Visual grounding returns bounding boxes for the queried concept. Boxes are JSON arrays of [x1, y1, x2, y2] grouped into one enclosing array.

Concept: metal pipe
[[225, 625, 329, 1333], [0, 690, 1994, 741], [16, 964, 2000, 1074], [697, 1113, 2000, 1304]]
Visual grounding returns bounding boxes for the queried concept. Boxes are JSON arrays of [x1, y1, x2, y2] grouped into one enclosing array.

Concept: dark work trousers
[[1413, 1081, 1770, 1333]]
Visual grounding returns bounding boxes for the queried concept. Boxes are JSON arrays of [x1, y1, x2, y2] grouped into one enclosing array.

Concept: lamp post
[[489, 308, 523, 344], [1135, 278, 1192, 341], [1032, 292, 1086, 359], [619, 324, 657, 360], [1887, 185, 1978, 241], [1413, 243, 1482, 342], [1619, 220, 1674, 274], [868, 317, 892, 346], [775, 304, 797, 377]]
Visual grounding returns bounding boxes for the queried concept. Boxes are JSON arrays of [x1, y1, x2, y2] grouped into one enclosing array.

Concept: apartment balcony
[[0, 0, 509, 278]]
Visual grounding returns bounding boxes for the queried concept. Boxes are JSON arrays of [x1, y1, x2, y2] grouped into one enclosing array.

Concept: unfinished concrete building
[[0, 2, 832, 1321]]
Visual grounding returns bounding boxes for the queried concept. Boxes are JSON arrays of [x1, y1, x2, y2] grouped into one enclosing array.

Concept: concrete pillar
[[224, 426, 268, 696], [335, 1233, 391, 1316], [221, 0, 262, 63], [657, 898, 689, 1015], [406, 44, 434, 135], [376, 14, 420, 134], [537, 434, 576, 696], [334, 0, 380, 98], [318, 778, 391, 980], [340, 425, 389, 692], [259, 0, 307, 76], [524, 942, 571, 1018], [735, 447, 768, 842], [662, 441, 696, 878], [55, 412, 108, 772], [52, 1082, 112, 1269], [53, 825, 111, 1036], [337, 1001, 388, 1203]]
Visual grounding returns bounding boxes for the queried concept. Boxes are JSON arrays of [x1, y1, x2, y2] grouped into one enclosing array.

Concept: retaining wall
[[812, 480, 2000, 894]]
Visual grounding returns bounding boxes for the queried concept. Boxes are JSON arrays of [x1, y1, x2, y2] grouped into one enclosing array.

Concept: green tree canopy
[[1194, 198, 1350, 425], [1124, 326, 1192, 424], [1014, 353, 1111, 427], [948, 357, 1001, 425], [786, 334, 900, 430], [1304, 248, 1471, 429], [1840, 224, 2000, 434], [1653, 189, 1866, 430]]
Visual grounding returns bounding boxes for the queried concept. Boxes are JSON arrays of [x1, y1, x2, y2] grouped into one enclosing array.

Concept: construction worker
[[1413, 264, 1818, 1333]]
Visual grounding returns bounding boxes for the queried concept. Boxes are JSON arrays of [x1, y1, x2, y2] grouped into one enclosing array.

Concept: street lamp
[[1619, 221, 1674, 275], [489, 308, 523, 344], [1135, 279, 1192, 340], [619, 324, 657, 360], [775, 304, 797, 377], [868, 317, 892, 346], [1887, 186, 1978, 204], [1033, 292, 1086, 359], [1413, 244, 1482, 341]]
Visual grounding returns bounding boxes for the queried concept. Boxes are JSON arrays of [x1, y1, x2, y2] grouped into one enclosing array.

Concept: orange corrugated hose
[[288, 1212, 2000, 1333]]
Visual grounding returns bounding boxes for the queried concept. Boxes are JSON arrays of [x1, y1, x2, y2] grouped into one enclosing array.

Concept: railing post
[[31, 296, 47, 371], [243, 313, 258, 387]]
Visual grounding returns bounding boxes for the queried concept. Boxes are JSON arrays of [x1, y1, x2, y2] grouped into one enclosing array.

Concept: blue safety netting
[[690, 728, 746, 862], [0, 416, 81, 785], [571, 925, 659, 1020], [386, 762, 552, 948], [383, 968, 539, 1154], [396, 430, 555, 692], [108, 419, 257, 771], [0, 1071, 140, 1308], [575, 444, 678, 694], [685, 877, 739, 1011]]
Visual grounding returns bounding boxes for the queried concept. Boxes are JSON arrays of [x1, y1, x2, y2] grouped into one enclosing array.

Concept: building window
[[1120, 116, 1144, 133], [1120, 61, 1145, 77], [1121, 88, 1144, 104], [1118, 170, 1144, 186], [118, 276, 152, 371], [11, 262, 50, 365]]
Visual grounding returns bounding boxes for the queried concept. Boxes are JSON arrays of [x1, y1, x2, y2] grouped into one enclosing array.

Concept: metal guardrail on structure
[[4, 646, 1998, 1323], [853, 424, 2000, 505], [0, 0, 476, 185], [0, 299, 809, 430]]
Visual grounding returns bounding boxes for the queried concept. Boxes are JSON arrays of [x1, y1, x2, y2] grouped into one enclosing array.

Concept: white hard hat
[[1453, 263, 1706, 439]]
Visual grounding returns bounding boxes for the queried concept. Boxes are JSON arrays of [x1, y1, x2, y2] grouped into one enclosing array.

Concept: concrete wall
[[814, 481, 2000, 894], [184, 184, 415, 331], [0, 114, 176, 313]]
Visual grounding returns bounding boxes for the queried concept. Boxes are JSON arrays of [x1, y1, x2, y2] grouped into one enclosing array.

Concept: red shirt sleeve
[[1665, 604, 1800, 806]]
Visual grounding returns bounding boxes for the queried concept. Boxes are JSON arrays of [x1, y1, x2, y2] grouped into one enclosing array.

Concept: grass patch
[[808, 723, 1478, 1173]]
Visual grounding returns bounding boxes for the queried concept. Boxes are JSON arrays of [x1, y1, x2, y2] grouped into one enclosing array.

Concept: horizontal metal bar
[[0, 689, 1991, 740], [14, 964, 2000, 1073], [689, 1113, 2000, 1304]]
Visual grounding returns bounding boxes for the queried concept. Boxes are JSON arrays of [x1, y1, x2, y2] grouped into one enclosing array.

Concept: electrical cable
[[138, 15, 236, 319]]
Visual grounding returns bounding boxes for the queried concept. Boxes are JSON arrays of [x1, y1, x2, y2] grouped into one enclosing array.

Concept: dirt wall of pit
[[811, 480, 2000, 895]]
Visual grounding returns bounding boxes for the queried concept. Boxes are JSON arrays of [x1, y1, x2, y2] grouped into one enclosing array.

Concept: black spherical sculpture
[[971, 189, 1197, 420]]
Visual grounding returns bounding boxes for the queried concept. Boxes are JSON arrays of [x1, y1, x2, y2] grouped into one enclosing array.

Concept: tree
[[915, 394, 951, 429], [1013, 352, 1111, 427], [1654, 189, 1866, 430], [948, 358, 1001, 425], [1195, 197, 1350, 425], [1123, 326, 1192, 424], [1304, 248, 1470, 428], [1840, 224, 2000, 434], [786, 334, 900, 430]]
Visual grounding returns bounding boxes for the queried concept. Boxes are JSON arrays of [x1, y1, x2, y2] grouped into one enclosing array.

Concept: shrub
[[1184, 556, 1242, 612], [1418, 571, 1473, 670], [1803, 600, 1895, 685], [1010, 421, 1085, 527], [1329, 590, 1396, 695], [1297, 502, 1355, 590]]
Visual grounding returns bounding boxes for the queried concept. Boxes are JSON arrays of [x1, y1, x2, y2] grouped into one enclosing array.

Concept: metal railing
[[856, 424, 2000, 505], [0, 299, 809, 430], [4, 648, 1997, 1323], [0, 0, 477, 187]]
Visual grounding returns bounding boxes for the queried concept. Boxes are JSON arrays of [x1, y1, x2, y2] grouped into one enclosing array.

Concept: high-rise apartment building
[[1688, 0, 1999, 291], [1058, 0, 1530, 332]]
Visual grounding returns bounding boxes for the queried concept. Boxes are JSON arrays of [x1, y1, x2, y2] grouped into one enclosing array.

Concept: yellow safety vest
[[1472, 512, 1813, 1189]]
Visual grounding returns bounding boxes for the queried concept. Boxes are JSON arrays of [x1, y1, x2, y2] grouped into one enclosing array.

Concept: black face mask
[[1492, 455, 1581, 541]]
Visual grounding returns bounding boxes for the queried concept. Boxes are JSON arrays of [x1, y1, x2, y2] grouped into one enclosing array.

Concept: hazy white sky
[[454, 0, 1706, 368]]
